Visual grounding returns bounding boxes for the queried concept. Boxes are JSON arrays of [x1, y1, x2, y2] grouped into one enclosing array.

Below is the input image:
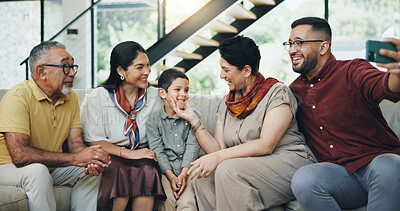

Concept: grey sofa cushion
[[0, 186, 28, 211], [0, 185, 72, 211]]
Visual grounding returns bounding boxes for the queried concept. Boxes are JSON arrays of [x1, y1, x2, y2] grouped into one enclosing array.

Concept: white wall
[[62, 0, 95, 89]]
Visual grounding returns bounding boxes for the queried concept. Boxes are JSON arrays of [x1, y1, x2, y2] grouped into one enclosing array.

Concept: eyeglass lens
[[63, 65, 78, 75]]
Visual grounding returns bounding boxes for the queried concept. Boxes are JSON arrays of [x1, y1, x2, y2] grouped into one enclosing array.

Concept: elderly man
[[0, 41, 110, 211], [287, 17, 400, 211]]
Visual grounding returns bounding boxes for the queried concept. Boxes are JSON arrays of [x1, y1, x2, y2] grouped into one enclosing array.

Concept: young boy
[[146, 68, 200, 211]]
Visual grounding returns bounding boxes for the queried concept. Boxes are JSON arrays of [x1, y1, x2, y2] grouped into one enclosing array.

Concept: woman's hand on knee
[[188, 152, 221, 180]]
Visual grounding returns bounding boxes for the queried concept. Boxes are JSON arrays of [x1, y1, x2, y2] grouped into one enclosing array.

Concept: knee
[[368, 154, 400, 185], [26, 163, 51, 179], [291, 165, 321, 197], [22, 163, 52, 187], [215, 159, 240, 182], [370, 154, 400, 173]]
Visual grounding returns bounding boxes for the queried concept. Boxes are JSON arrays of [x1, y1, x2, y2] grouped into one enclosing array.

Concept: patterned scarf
[[111, 85, 146, 149], [225, 73, 279, 119]]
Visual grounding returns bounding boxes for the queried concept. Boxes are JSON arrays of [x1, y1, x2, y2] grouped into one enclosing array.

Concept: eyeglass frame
[[282, 40, 324, 51], [41, 64, 79, 75]]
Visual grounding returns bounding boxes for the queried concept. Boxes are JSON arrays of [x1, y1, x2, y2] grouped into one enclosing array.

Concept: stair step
[[154, 64, 186, 72], [190, 35, 220, 47], [149, 80, 158, 86], [228, 3, 256, 20], [208, 20, 238, 33], [249, 0, 276, 5], [172, 50, 203, 60]]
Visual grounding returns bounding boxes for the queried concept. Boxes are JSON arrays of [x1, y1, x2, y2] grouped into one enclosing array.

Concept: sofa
[[0, 88, 399, 211]]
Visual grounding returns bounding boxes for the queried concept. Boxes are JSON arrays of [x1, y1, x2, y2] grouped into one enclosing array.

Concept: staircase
[[147, 0, 284, 74]]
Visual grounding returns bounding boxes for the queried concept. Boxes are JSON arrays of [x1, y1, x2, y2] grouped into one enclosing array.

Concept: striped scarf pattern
[[111, 85, 146, 149]]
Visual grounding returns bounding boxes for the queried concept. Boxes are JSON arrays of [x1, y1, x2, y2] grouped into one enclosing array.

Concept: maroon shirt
[[290, 54, 400, 173]]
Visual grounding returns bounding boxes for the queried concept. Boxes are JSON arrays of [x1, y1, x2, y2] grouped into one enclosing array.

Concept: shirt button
[[185, 122, 188, 125], [177, 144, 180, 147], [329, 144, 334, 148], [174, 123, 176, 126], [179, 155, 183, 158], [318, 79, 321, 81], [320, 126, 323, 130], [310, 84, 314, 87], [312, 105, 316, 109], [174, 134, 178, 136]]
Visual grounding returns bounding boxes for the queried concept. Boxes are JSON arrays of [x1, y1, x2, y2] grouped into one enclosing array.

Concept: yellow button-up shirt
[[0, 77, 81, 165]]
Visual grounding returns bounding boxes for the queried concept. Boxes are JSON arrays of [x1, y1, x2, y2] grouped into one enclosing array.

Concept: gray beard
[[62, 84, 72, 95]]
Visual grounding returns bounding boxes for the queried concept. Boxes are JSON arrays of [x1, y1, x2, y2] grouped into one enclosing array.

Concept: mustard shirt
[[0, 77, 81, 165]]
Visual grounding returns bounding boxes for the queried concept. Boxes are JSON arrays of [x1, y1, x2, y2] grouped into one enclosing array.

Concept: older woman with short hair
[[171, 36, 316, 211]]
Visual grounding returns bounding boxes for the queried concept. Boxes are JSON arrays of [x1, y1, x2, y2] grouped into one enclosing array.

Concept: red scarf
[[225, 73, 279, 119], [113, 85, 145, 149]]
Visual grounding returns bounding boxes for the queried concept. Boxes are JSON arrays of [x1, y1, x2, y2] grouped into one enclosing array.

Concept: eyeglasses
[[42, 64, 78, 75], [282, 40, 324, 51]]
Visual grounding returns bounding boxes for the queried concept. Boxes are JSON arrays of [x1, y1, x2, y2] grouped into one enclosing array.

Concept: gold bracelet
[[119, 147, 124, 157], [193, 121, 203, 133], [192, 120, 201, 130], [192, 121, 201, 131]]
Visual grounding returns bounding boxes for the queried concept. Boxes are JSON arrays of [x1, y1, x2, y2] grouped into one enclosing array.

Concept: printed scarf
[[226, 73, 279, 119], [111, 85, 146, 149]]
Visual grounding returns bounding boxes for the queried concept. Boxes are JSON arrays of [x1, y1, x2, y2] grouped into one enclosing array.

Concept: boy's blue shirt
[[146, 107, 201, 176]]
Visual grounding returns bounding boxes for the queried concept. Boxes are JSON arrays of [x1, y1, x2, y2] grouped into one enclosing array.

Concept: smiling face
[[289, 25, 322, 78], [160, 77, 189, 111], [118, 52, 151, 89], [41, 47, 76, 96], [219, 57, 247, 92]]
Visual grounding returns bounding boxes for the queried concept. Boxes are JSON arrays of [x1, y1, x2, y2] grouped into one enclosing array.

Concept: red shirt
[[290, 54, 400, 173]]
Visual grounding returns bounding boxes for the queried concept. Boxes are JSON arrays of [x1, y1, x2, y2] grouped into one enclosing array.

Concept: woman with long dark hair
[[81, 41, 165, 211]]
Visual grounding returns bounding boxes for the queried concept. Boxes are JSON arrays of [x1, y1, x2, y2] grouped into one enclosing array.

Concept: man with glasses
[[286, 17, 400, 210], [0, 41, 110, 211]]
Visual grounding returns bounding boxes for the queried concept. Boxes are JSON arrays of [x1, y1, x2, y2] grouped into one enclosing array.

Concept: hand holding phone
[[366, 40, 397, 63]]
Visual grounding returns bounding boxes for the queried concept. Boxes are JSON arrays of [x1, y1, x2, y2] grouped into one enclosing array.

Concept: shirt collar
[[300, 54, 337, 83], [160, 106, 170, 120], [159, 106, 180, 120], [28, 76, 70, 104]]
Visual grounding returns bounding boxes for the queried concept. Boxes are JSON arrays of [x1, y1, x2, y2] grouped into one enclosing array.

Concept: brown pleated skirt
[[97, 155, 166, 211]]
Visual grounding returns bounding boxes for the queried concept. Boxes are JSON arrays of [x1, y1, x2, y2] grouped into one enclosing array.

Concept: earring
[[120, 75, 124, 80]]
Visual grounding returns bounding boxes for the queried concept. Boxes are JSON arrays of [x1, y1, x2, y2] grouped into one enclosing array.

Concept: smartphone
[[366, 40, 397, 63]]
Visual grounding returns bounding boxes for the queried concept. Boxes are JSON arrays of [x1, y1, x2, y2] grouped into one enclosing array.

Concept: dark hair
[[158, 68, 189, 92], [291, 17, 332, 42], [218, 35, 261, 75], [101, 41, 147, 90], [29, 41, 66, 73]]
